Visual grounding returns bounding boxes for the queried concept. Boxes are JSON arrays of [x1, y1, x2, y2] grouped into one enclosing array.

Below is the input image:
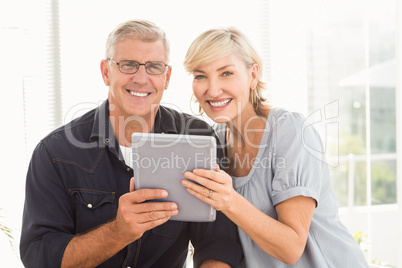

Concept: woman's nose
[[208, 79, 223, 98]]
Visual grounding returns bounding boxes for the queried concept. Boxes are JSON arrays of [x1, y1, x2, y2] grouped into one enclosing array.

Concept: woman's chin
[[207, 115, 232, 124]]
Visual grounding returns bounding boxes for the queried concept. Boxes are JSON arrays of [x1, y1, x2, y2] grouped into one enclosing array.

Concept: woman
[[181, 27, 368, 267]]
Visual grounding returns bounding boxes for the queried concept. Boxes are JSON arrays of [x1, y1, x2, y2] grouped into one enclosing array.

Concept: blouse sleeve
[[270, 111, 326, 206]]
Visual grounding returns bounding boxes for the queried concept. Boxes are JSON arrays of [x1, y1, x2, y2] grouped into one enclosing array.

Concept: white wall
[[59, 0, 265, 122]]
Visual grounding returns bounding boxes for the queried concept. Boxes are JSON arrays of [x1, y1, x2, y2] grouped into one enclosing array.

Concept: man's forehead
[[114, 38, 167, 60]]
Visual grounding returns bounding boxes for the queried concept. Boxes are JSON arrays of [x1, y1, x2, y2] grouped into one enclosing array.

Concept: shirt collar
[[90, 100, 116, 147], [152, 106, 179, 134], [90, 100, 180, 146]]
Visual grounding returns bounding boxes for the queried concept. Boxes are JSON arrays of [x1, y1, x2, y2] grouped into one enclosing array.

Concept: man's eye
[[148, 64, 160, 70], [122, 63, 136, 68]]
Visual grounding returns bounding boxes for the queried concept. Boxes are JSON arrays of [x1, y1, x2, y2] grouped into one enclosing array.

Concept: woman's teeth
[[209, 99, 231, 107], [130, 91, 148, 97]]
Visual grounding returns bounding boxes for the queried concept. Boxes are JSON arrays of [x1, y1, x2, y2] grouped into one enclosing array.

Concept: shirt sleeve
[[20, 141, 75, 268], [270, 111, 325, 206], [189, 211, 243, 268]]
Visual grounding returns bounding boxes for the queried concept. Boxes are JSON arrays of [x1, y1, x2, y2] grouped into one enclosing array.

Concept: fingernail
[[161, 191, 168, 198], [193, 169, 200, 174]]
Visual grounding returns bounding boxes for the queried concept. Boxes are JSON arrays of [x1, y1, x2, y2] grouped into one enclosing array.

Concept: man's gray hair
[[105, 20, 170, 62]]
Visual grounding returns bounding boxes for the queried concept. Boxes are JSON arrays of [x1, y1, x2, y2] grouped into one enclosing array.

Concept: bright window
[[0, 0, 400, 267]]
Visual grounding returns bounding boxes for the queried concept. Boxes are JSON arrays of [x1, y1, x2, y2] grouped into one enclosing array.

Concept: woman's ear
[[100, 60, 111, 86], [250, 63, 259, 89]]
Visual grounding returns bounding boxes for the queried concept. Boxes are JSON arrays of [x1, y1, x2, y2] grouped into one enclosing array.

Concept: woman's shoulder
[[268, 106, 309, 133]]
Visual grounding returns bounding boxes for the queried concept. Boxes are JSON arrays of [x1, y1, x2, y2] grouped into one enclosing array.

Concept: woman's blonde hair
[[184, 27, 267, 116]]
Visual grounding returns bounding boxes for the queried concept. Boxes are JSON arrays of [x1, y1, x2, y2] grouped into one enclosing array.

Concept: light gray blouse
[[215, 107, 367, 268]]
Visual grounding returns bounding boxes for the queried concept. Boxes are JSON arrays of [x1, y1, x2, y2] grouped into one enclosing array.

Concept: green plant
[[353, 231, 396, 268], [0, 208, 14, 250]]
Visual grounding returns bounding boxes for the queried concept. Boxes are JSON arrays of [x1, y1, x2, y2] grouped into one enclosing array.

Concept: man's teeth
[[130, 91, 148, 97], [209, 99, 231, 107]]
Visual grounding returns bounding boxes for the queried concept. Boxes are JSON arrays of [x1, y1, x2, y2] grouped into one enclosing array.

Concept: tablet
[[132, 133, 217, 222]]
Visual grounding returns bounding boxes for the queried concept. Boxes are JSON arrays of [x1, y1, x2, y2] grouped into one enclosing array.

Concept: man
[[20, 20, 242, 267]]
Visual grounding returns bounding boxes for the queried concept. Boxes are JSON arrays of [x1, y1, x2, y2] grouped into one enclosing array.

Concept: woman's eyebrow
[[194, 64, 235, 73], [193, 69, 205, 73], [217, 64, 234, 71]]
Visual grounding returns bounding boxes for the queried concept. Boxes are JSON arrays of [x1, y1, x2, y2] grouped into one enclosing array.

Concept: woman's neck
[[224, 104, 271, 177], [225, 104, 270, 149]]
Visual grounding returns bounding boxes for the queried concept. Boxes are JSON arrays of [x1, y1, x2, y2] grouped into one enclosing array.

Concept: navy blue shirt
[[20, 100, 243, 268]]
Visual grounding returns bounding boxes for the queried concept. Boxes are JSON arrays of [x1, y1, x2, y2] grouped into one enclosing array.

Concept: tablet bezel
[[132, 133, 217, 222]]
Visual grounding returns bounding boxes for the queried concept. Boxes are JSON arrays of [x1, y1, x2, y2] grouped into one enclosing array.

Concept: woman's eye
[[222, 71, 233, 77], [194, 75, 206, 80]]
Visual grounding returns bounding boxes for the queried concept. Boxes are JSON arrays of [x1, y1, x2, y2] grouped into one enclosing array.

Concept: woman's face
[[192, 54, 258, 124]]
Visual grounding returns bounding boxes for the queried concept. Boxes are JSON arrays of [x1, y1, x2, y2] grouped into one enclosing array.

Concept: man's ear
[[100, 60, 110, 86], [164, 65, 172, 90]]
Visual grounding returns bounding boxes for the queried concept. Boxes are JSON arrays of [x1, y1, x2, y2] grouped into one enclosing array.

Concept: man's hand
[[61, 177, 178, 268], [111, 177, 179, 244]]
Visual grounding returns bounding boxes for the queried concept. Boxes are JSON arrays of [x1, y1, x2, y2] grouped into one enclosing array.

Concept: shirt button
[[87, 204, 93, 209], [127, 167, 131, 172]]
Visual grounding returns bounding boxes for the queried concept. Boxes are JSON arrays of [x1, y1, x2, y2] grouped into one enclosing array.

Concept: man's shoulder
[[41, 106, 97, 148]]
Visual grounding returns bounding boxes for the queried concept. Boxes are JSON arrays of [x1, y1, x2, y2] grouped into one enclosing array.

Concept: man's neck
[[109, 112, 156, 147]]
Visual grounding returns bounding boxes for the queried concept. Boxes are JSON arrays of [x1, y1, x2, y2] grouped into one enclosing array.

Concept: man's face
[[101, 38, 171, 123]]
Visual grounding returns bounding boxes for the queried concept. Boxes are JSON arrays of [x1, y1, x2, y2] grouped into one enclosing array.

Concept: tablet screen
[[132, 133, 217, 222]]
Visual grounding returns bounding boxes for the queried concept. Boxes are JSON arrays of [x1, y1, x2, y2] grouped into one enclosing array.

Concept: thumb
[[130, 177, 135, 192], [216, 164, 221, 172]]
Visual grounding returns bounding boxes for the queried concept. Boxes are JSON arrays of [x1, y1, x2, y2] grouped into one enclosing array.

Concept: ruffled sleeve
[[270, 111, 325, 206]]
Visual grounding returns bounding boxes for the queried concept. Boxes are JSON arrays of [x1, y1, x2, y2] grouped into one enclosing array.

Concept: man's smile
[[127, 90, 151, 97]]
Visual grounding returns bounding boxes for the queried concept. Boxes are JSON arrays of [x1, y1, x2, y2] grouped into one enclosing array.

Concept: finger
[[183, 171, 221, 190], [191, 168, 227, 184], [186, 188, 214, 206], [133, 201, 178, 214], [126, 188, 169, 203], [140, 216, 171, 230], [138, 209, 179, 224], [181, 179, 213, 198], [216, 164, 221, 172], [130, 177, 135, 192]]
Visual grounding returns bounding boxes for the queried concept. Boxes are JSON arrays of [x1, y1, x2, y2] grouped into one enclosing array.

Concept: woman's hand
[[182, 165, 237, 212]]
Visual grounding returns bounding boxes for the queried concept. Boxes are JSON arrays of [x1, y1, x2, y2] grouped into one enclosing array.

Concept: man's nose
[[132, 65, 148, 82]]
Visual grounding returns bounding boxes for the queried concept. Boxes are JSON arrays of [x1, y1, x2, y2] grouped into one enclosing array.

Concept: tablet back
[[132, 133, 216, 222]]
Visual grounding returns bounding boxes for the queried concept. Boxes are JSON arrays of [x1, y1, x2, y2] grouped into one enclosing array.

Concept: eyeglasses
[[108, 59, 168, 75]]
